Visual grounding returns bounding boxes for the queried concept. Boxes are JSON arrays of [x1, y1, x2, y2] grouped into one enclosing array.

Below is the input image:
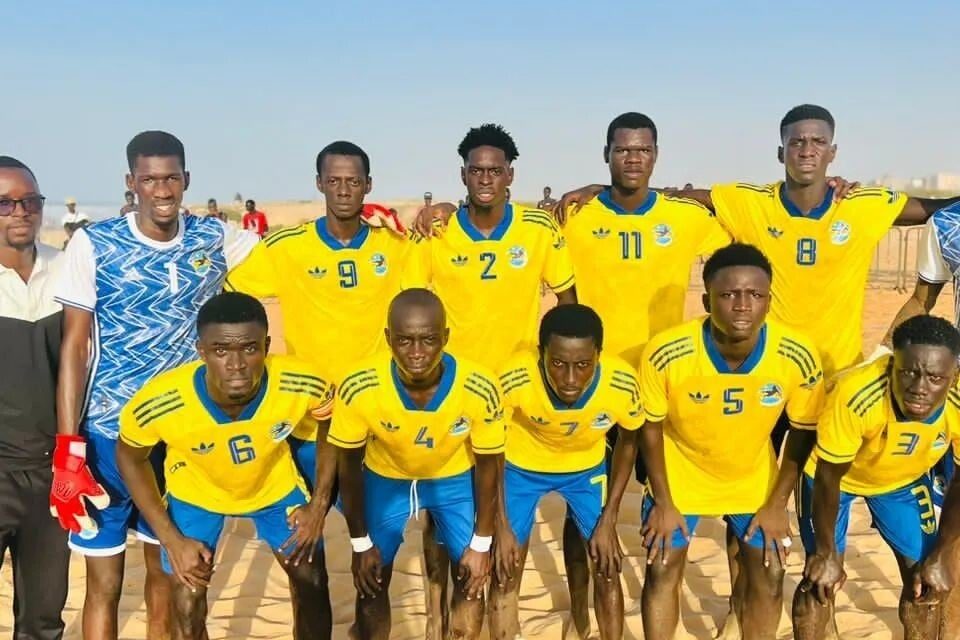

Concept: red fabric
[[50, 434, 108, 535], [242, 211, 269, 237], [361, 203, 406, 234]]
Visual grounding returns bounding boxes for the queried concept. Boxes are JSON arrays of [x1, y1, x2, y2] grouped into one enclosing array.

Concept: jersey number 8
[[796, 238, 817, 266]]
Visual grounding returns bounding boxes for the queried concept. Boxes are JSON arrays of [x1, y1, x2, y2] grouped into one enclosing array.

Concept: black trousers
[[0, 467, 70, 640]]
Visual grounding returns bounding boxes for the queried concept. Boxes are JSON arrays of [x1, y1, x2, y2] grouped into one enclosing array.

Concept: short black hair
[[539, 304, 604, 351], [207, 198, 217, 206], [124, 190, 134, 198], [0, 155, 36, 179], [458, 124, 519, 163], [780, 104, 835, 138], [126, 131, 186, 172], [606, 112, 658, 146], [892, 315, 960, 357], [316, 140, 371, 177], [702, 243, 772, 287], [245, 199, 255, 207], [196, 292, 268, 334]]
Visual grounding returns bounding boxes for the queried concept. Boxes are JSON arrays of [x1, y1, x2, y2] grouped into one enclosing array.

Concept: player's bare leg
[[422, 514, 451, 640], [894, 552, 942, 640], [590, 555, 624, 640], [736, 544, 785, 639], [717, 525, 743, 640], [143, 543, 173, 639], [939, 585, 960, 638], [278, 551, 332, 640], [488, 542, 531, 639], [169, 578, 210, 640], [792, 553, 844, 640], [562, 515, 592, 639], [449, 569, 485, 640], [641, 546, 689, 640], [355, 563, 395, 640], [82, 554, 126, 640]]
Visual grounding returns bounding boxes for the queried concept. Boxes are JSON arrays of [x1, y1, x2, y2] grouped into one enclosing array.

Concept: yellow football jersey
[[564, 190, 731, 368], [640, 317, 825, 514], [225, 219, 422, 382], [118, 355, 334, 515], [406, 204, 575, 370], [805, 355, 960, 496], [500, 350, 645, 473], [327, 352, 506, 480], [710, 183, 907, 378]]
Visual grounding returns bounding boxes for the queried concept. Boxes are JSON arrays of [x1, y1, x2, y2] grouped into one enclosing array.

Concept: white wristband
[[351, 535, 374, 553], [469, 534, 493, 553]]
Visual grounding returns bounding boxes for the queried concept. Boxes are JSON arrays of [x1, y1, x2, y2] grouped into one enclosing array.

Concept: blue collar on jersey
[[702, 318, 767, 375], [193, 365, 269, 424], [891, 394, 946, 425], [778, 184, 834, 220], [456, 203, 513, 241], [391, 352, 457, 412], [539, 359, 603, 410], [315, 216, 370, 250], [597, 188, 658, 215]]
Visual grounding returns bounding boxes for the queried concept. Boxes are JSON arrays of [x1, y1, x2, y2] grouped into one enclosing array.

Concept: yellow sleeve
[[708, 183, 746, 237], [696, 215, 733, 258], [785, 344, 826, 430], [543, 226, 576, 293], [224, 241, 277, 298], [469, 374, 507, 455], [612, 369, 645, 431], [952, 431, 960, 466], [813, 386, 864, 464], [639, 341, 669, 422], [865, 188, 908, 236], [326, 387, 370, 449], [118, 389, 162, 449], [401, 234, 432, 290]]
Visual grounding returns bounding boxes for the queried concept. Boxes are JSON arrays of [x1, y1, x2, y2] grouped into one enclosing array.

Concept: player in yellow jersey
[[115, 293, 336, 640], [794, 315, 960, 640], [328, 289, 504, 640], [226, 141, 419, 492], [488, 304, 644, 640], [638, 244, 825, 640]]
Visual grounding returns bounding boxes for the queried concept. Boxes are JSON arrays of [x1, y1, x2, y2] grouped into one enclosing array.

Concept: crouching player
[[116, 292, 336, 640], [327, 289, 505, 640], [795, 314, 960, 640], [638, 243, 825, 640]]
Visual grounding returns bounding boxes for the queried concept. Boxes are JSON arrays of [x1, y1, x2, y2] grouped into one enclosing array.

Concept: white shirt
[[0, 243, 62, 322]]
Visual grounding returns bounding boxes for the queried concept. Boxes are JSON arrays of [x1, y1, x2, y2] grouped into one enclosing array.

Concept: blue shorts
[[640, 494, 765, 550], [68, 432, 165, 556], [161, 487, 314, 574], [288, 436, 316, 488], [797, 473, 937, 563], [933, 449, 955, 509], [365, 468, 475, 565], [506, 461, 606, 545]]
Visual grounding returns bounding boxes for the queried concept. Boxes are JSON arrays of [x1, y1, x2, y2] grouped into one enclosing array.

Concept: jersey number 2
[[479, 252, 497, 280]]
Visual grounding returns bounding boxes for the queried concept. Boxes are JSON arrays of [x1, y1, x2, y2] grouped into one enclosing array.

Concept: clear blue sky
[[4, 1, 958, 206]]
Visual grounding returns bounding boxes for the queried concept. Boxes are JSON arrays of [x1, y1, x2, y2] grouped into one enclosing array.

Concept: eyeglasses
[[0, 196, 45, 216]]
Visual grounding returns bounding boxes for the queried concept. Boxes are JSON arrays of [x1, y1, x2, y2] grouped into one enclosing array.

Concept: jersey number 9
[[338, 260, 358, 288]]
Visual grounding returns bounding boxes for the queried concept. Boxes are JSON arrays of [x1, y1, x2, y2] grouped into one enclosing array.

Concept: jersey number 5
[[723, 388, 744, 415]]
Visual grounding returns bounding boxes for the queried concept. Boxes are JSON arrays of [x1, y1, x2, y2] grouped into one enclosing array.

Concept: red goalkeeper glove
[[361, 203, 406, 236], [49, 434, 110, 536]]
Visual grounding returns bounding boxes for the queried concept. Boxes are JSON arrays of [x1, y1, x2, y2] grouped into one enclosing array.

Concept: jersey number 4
[[414, 426, 435, 449]]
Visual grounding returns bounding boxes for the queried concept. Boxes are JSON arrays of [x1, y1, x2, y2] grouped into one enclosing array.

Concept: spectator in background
[[206, 198, 227, 222], [242, 199, 268, 237], [62, 198, 90, 248], [424, 191, 433, 209], [119, 190, 137, 214], [683, 182, 695, 190], [537, 185, 558, 210]]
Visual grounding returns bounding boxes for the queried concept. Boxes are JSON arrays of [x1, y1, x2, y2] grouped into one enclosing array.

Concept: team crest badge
[[830, 221, 851, 245], [508, 245, 528, 268], [449, 416, 471, 435], [189, 250, 212, 275], [270, 421, 295, 441], [371, 253, 388, 276], [934, 432, 948, 450], [591, 413, 614, 429], [653, 224, 673, 247], [758, 383, 783, 407]]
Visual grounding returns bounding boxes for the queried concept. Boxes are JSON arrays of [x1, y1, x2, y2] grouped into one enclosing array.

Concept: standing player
[[226, 140, 419, 490], [796, 315, 960, 640], [52, 131, 259, 640], [328, 289, 505, 640], [242, 199, 269, 237], [638, 244, 825, 640], [117, 293, 335, 640], [490, 304, 644, 640], [537, 186, 557, 211]]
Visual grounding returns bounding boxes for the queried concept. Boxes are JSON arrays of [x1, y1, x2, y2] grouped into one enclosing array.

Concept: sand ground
[[4, 222, 952, 639]]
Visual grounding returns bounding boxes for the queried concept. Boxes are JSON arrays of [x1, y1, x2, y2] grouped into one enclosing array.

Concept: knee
[[745, 564, 785, 600], [594, 573, 623, 599], [290, 562, 329, 593], [86, 567, 124, 606], [644, 557, 682, 591]]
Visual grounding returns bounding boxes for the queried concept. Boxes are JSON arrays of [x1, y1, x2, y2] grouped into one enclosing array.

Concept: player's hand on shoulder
[[280, 500, 326, 567], [555, 184, 606, 225], [826, 176, 860, 200], [641, 501, 688, 566], [588, 512, 623, 580], [167, 535, 214, 591], [352, 547, 383, 598], [414, 203, 457, 237], [800, 552, 846, 604], [458, 548, 491, 600], [746, 502, 793, 568], [493, 523, 521, 587]]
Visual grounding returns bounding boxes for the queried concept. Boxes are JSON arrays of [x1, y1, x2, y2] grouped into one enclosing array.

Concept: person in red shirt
[[242, 199, 269, 237]]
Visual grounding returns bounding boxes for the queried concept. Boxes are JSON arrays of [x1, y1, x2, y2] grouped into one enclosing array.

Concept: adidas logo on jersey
[[801, 371, 823, 389], [592, 228, 611, 239], [767, 226, 784, 238], [191, 442, 215, 455], [530, 415, 550, 426], [689, 391, 710, 403], [121, 268, 144, 283], [380, 420, 400, 432], [451, 255, 468, 267], [307, 266, 327, 279]]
